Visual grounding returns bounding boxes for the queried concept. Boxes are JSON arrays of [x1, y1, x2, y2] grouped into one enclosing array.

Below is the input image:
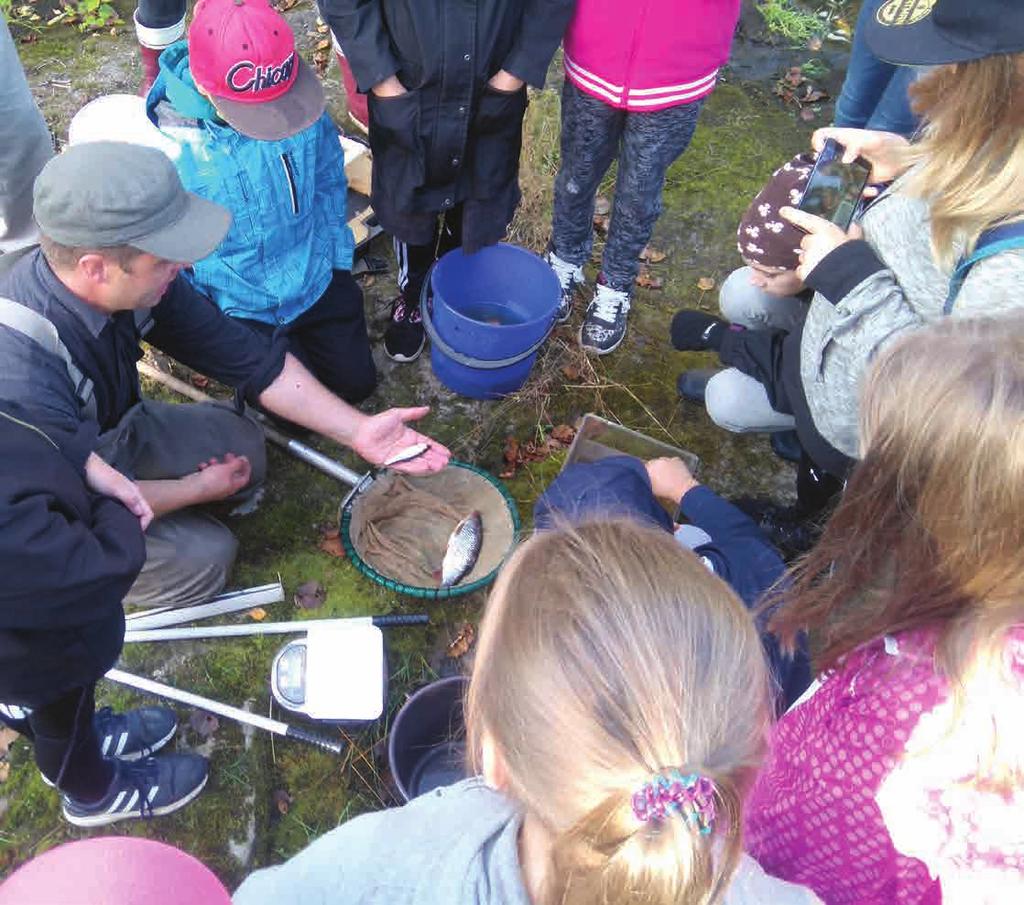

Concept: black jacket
[[321, 0, 575, 248], [0, 402, 145, 706]]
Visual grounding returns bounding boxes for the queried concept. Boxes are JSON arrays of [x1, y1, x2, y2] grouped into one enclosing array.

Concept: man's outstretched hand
[[352, 406, 451, 474]]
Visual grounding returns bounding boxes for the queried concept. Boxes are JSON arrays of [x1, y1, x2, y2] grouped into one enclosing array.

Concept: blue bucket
[[421, 244, 560, 399]]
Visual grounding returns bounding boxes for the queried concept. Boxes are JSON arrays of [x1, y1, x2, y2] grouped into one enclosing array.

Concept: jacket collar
[[34, 249, 110, 340]]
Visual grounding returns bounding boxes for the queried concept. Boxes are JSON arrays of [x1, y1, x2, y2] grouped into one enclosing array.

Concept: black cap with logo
[[865, 0, 1024, 66]]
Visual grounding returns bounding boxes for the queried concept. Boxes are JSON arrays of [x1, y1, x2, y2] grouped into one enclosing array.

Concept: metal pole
[[106, 668, 344, 755], [138, 362, 364, 488], [125, 582, 285, 630], [124, 613, 429, 644]]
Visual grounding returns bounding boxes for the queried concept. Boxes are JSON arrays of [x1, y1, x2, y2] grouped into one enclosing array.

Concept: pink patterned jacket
[[745, 626, 1024, 904]]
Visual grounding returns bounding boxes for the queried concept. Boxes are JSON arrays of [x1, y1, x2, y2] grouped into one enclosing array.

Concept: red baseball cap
[[188, 0, 325, 140]]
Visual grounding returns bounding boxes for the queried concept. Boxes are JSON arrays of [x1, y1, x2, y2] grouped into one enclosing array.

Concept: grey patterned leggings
[[550, 79, 704, 292]]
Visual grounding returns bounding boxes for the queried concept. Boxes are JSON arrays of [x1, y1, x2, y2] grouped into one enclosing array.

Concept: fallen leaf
[[801, 86, 826, 104], [316, 38, 331, 51], [640, 246, 668, 264], [785, 66, 805, 88], [594, 195, 611, 216], [190, 373, 210, 389], [800, 107, 817, 122], [447, 623, 475, 659], [807, 36, 823, 51], [561, 364, 580, 381], [592, 214, 610, 233], [499, 436, 520, 479], [550, 424, 575, 445], [0, 762, 9, 783], [248, 607, 267, 622], [294, 580, 327, 610], [273, 789, 293, 815], [318, 527, 345, 558], [274, 0, 300, 9], [316, 21, 329, 33], [635, 269, 663, 290], [189, 710, 219, 738], [0, 727, 19, 759], [697, 276, 716, 292]]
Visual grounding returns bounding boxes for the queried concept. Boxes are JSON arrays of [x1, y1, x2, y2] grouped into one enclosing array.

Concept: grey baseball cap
[[33, 141, 231, 263]]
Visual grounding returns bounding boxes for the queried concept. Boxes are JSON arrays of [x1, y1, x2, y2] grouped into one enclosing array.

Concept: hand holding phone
[[797, 138, 871, 230]]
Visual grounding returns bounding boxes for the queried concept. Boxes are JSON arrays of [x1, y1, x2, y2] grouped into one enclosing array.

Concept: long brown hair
[[467, 520, 770, 905], [901, 53, 1024, 269], [770, 316, 1024, 690]]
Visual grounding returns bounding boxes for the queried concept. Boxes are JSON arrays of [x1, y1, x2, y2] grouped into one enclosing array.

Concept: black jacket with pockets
[[0, 401, 144, 706], [321, 0, 575, 245]]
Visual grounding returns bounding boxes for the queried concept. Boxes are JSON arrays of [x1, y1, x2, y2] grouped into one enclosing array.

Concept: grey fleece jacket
[[799, 185, 1024, 458], [232, 778, 821, 905]]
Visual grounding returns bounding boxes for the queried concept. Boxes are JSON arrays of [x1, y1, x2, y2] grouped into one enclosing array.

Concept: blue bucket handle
[[419, 263, 555, 370]]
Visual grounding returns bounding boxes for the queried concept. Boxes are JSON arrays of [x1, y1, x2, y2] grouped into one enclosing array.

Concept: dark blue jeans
[[833, 0, 919, 137], [551, 79, 704, 292]]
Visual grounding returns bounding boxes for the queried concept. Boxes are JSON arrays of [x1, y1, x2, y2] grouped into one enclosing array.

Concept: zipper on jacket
[[280, 153, 299, 216]]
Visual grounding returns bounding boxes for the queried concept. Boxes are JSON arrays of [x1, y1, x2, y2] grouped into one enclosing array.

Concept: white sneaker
[[544, 251, 586, 323], [580, 280, 631, 355]]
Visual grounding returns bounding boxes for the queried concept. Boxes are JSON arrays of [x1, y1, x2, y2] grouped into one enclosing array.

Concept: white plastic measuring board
[[292, 624, 385, 722]]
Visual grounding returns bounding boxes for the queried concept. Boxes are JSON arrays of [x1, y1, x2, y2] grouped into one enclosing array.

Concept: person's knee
[[719, 267, 760, 323], [705, 370, 759, 433], [185, 525, 238, 598]]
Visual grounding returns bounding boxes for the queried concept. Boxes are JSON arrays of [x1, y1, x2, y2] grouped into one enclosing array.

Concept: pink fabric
[[745, 626, 1024, 904], [562, 0, 740, 111]]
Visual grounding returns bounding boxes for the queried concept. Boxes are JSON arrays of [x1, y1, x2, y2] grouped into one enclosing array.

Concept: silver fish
[[383, 442, 429, 468], [440, 511, 484, 587]]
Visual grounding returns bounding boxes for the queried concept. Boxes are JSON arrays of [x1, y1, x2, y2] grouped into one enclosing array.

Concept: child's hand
[[646, 457, 699, 503], [811, 127, 910, 185], [780, 208, 864, 281], [85, 453, 154, 531], [193, 453, 252, 501]]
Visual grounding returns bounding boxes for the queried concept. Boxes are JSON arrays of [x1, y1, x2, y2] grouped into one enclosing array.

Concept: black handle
[[286, 726, 345, 755], [372, 613, 430, 627]]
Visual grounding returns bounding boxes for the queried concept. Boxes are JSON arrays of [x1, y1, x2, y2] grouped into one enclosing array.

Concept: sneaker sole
[[578, 324, 626, 356], [116, 722, 179, 763], [62, 772, 209, 828]]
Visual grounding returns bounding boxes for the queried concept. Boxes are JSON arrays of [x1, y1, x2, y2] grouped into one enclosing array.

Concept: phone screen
[[798, 139, 871, 230]]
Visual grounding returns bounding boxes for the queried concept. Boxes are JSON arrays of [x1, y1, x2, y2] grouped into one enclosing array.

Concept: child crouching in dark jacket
[[0, 343, 209, 826]]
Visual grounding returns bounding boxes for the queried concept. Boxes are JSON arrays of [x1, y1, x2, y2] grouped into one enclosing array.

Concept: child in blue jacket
[[145, 0, 375, 404]]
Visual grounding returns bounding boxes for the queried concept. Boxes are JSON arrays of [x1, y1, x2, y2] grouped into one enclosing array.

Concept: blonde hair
[[900, 53, 1024, 269], [772, 315, 1024, 785], [467, 520, 770, 905]]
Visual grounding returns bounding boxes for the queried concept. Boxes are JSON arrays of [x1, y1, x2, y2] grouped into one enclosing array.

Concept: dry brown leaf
[[190, 373, 210, 389], [499, 436, 520, 479], [0, 762, 9, 783], [594, 195, 611, 216], [640, 246, 668, 264], [592, 214, 610, 233], [550, 424, 575, 445], [274, 0, 300, 10], [316, 21, 329, 33], [697, 276, 716, 292], [273, 789, 294, 815], [0, 727, 19, 759], [635, 269, 663, 290], [447, 623, 475, 659], [318, 527, 345, 558], [315, 38, 331, 51], [294, 580, 327, 610], [561, 364, 580, 381], [248, 607, 268, 622], [189, 710, 219, 738]]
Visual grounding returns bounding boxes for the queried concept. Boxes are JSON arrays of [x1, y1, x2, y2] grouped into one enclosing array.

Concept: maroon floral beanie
[[736, 152, 814, 272]]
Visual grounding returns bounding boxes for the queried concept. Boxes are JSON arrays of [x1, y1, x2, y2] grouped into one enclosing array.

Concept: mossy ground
[[2, 0, 849, 887]]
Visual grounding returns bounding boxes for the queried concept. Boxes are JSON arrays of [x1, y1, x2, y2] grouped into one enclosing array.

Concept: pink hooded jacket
[[562, 0, 741, 112]]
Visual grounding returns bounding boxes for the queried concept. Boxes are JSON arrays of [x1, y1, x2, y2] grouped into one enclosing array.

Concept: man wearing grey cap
[[0, 140, 451, 610]]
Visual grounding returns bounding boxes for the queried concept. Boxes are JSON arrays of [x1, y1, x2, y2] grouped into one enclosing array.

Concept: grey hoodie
[[233, 779, 821, 905], [799, 185, 1024, 458]]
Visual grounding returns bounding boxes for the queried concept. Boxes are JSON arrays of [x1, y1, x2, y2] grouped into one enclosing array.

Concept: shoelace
[[548, 254, 583, 291], [121, 758, 161, 819], [591, 284, 630, 323]]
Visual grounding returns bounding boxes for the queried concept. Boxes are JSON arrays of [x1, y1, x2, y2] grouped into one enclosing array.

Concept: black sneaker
[[544, 250, 585, 323], [94, 705, 178, 762], [62, 753, 209, 827], [579, 280, 631, 355], [383, 295, 425, 363], [733, 498, 820, 561]]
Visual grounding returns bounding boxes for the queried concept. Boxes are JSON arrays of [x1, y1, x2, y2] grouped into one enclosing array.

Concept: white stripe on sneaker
[[123, 790, 140, 813], [101, 735, 113, 756], [114, 731, 129, 756], [107, 791, 127, 814]]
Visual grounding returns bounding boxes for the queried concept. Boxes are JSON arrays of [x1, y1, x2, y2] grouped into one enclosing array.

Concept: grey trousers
[[705, 267, 807, 434], [0, 17, 53, 254], [96, 400, 267, 609]]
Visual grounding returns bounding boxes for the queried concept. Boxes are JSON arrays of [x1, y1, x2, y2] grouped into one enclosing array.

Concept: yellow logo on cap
[[876, 0, 936, 27]]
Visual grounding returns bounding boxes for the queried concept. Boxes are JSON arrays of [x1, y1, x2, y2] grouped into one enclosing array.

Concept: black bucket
[[388, 676, 470, 801]]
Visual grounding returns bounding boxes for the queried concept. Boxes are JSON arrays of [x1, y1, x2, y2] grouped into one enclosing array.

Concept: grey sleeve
[[0, 17, 53, 254], [948, 248, 1024, 317]]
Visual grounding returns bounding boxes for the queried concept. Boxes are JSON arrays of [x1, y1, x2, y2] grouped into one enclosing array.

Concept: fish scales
[[440, 511, 484, 587]]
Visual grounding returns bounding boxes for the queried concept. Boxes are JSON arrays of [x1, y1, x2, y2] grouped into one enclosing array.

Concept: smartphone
[[798, 138, 871, 230]]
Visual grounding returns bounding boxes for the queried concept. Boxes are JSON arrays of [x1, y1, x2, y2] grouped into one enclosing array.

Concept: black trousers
[[0, 685, 114, 803], [240, 270, 377, 405], [394, 204, 465, 309]]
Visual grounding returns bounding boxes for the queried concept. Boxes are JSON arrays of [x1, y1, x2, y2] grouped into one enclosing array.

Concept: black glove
[[670, 311, 726, 352]]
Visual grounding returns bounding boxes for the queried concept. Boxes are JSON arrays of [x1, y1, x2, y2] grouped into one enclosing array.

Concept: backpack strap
[[944, 221, 1024, 315], [0, 296, 98, 421]]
